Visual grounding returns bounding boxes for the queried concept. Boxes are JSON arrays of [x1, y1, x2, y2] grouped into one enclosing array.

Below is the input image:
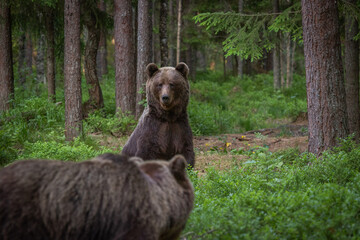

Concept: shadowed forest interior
[[1, 0, 360, 239]]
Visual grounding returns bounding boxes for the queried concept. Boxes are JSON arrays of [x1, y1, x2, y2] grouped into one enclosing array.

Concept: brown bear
[[122, 62, 195, 167], [0, 154, 194, 240]]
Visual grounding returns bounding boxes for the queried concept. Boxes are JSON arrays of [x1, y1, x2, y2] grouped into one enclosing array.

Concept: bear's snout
[[162, 95, 170, 103]]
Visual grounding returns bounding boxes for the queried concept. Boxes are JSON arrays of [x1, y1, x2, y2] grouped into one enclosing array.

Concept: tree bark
[[176, 0, 182, 64], [160, 0, 168, 66], [64, 0, 83, 141], [46, 9, 56, 102], [301, 0, 348, 155], [0, 0, 14, 112], [280, 34, 285, 88], [114, 0, 136, 115], [237, 0, 243, 78], [288, 41, 296, 87], [83, 8, 104, 112], [25, 31, 33, 78], [345, 0, 360, 140], [273, 0, 281, 89], [96, 0, 108, 81], [168, 0, 176, 66], [136, 0, 152, 119], [36, 33, 46, 84], [18, 32, 26, 86], [285, 33, 291, 88]]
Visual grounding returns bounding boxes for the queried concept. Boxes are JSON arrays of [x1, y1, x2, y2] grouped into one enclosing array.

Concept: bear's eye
[[157, 83, 163, 88], [170, 83, 175, 88]]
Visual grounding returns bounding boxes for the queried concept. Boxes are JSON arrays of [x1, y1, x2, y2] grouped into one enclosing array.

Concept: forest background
[[1, 0, 360, 239]]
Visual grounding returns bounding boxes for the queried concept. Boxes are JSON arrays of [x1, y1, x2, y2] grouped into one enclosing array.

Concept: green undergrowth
[[0, 71, 134, 166], [184, 138, 360, 239], [189, 71, 307, 135]]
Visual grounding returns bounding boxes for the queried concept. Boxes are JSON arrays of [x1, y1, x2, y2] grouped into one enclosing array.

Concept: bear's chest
[[157, 122, 183, 155]]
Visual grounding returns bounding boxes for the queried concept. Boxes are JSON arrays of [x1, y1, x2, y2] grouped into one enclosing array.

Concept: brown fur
[[0, 154, 194, 240], [122, 62, 195, 166]]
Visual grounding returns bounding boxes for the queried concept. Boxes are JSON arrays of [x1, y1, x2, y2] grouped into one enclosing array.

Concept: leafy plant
[[184, 138, 360, 239]]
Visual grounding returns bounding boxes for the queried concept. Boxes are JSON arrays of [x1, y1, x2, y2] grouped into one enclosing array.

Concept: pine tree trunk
[[345, 0, 360, 140], [64, 0, 83, 141], [25, 31, 33, 79], [83, 9, 104, 113], [0, 0, 14, 112], [272, 0, 281, 89], [18, 33, 26, 86], [46, 9, 56, 102], [285, 33, 291, 88], [114, 0, 136, 115], [196, 50, 206, 71], [301, 0, 348, 155], [237, 0, 244, 78], [96, 0, 108, 81], [280, 34, 285, 88], [136, 0, 152, 119], [176, 0, 182, 64], [168, 0, 176, 66], [289, 41, 296, 87], [160, 0, 168, 66], [36, 33, 46, 84]]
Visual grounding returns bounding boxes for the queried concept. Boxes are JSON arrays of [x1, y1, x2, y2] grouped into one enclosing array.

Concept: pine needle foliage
[[193, 2, 301, 61]]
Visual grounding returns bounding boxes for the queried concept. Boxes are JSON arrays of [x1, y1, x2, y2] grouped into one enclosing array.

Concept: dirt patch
[[193, 120, 308, 172]]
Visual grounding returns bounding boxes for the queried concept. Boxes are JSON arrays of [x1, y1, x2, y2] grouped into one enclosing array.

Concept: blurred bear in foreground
[[0, 153, 194, 240]]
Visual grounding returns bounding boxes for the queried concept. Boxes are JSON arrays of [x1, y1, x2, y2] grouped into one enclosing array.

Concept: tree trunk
[[96, 0, 108, 81], [83, 9, 104, 113], [288, 41, 296, 87], [345, 0, 360, 140], [223, 52, 226, 80], [46, 9, 56, 102], [136, 0, 152, 119], [0, 0, 14, 112], [114, 0, 136, 115], [280, 34, 285, 88], [36, 33, 46, 84], [160, 0, 168, 66], [18, 32, 26, 86], [285, 33, 291, 88], [237, 0, 244, 78], [273, 0, 281, 89], [176, 0, 182, 64], [64, 0, 83, 141], [168, 0, 176, 66], [25, 31, 33, 78], [301, 0, 348, 155], [196, 49, 206, 71]]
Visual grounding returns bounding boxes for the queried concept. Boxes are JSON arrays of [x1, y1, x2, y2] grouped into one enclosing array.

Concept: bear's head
[[145, 63, 190, 119], [136, 154, 193, 193]]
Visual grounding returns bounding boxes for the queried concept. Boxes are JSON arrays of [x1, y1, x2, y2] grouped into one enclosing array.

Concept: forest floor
[[193, 113, 308, 174], [96, 113, 309, 174]]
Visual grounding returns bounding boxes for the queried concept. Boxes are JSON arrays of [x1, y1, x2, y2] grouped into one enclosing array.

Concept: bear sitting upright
[[122, 62, 195, 167]]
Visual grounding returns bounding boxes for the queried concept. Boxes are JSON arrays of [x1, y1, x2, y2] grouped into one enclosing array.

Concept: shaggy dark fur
[[122, 62, 195, 166], [0, 154, 194, 240]]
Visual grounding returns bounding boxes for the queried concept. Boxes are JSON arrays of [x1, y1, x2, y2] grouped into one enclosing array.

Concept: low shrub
[[184, 138, 360, 239]]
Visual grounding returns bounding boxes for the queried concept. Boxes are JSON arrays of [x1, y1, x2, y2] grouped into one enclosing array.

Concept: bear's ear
[[175, 62, 189, 79], [169, 155, 187, 181], [129, 156, 144, 165], [146, 63, 159, 78]]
